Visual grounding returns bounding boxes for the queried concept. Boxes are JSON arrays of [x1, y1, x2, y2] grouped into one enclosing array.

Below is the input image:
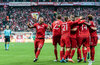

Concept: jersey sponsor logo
[[37, 25, 44, 29]]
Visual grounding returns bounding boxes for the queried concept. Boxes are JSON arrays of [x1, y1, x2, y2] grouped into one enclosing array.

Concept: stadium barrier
[[0, 32, 52, 43], [0, 32, 100, 43]]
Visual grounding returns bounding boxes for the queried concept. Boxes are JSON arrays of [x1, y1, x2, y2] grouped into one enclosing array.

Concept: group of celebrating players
[[27, 14, 98, 63]]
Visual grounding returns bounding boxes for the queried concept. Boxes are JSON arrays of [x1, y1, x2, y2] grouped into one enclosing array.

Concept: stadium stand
[[0, 6, 100, 32]]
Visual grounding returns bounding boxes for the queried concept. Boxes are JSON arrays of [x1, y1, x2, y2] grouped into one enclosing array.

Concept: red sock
[[82, 47, 84, 58], [70, 50, 75, 59], [63, 50, 70, 59], [91, 47, 95, 61], [35, 48, 37, 55], [63, 49, 65, 55], [77, 49, 79, 59], [68, 49, 71, 58], [54, 49, 58, 60], [84, 49, 87, 61], [87, 47, 90, 52], [78, 48, 82, 59], [35, 50, 40, 58], [60, 51, 64, 60], [90, 47, 92, 60]]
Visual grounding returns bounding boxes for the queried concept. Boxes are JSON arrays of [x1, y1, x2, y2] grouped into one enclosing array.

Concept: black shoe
[[84, 61, 86, 63], [33, 58, 38, 62], [78, 59, 82, 62]]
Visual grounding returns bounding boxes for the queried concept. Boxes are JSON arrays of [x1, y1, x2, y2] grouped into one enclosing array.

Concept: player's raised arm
[[74, 16, 82, 23], [91, 27, 97, 30], [89, 21, 97, 31], [71, 28, 78, 31], [83, 22, 91, 26], [27, 22, 34, 28], [77, 16, 85, 24], [70, 16, 82, 25], [47, 23, 52, 31]]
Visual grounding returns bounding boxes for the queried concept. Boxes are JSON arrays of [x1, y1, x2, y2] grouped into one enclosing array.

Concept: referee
[[4, 25, 11, 50]]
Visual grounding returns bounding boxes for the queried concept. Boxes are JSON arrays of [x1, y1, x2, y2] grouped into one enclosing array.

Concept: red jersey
[[89, 21, 97, 37], [77, 20, 90, 38], [33, 23, 48, 38], [70, 24, 78, 38], [61, 19, 80, 36], [52, 20, 63, 36], [61, 21, 71, 37]]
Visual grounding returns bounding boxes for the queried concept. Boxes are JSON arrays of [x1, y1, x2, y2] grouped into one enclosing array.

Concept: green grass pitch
[[0, 42, 100, 65]]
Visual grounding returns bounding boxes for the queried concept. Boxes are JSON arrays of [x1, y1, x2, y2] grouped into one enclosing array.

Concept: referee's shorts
[[5, 36, 10, 42]]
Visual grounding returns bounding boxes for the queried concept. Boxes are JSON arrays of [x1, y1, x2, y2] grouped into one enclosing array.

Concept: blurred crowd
[[0, 6, 100, 32]]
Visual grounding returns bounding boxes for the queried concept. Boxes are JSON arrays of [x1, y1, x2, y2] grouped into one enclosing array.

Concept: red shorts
[[60, 36, 71, 48], [90, 36, 98, 46], [34, 38, 44, 48], [70, 38, 77, 48], [53, 36, 61, 45], [77, 37, 89, 47]]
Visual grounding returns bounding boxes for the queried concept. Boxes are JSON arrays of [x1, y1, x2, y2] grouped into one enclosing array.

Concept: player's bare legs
[[54, 45, 58, 61]]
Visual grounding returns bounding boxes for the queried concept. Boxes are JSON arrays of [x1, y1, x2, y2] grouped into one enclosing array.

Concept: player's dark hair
[[72, 17, 75, 21], [57, 14, 62, 19], [64, 16, 68, 21], [75, 15, 79, 17], [88, 15, 93, 21]]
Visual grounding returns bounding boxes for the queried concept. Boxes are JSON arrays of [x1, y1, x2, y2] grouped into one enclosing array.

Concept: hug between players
[[27, 15, 98, 63]]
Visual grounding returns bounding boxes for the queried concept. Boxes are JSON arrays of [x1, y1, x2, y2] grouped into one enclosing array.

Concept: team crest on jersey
[[42, 25, 44, 27]]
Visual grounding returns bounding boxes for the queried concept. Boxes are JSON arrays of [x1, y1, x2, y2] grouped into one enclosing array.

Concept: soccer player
[[77, 17, 90, 63], [60, 16, 81, 63], [27, 17, 51, 62], [4, 25, 11, 50], [51, 15, 63, 62], [88, 15, 98, 62], [69, 16, 79, 63]]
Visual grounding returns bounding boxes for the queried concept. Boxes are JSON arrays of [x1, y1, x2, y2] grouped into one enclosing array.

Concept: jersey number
[[54, 24, 59, 29], [62, 23, 68, 31], [82, 24, 87, 30]]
